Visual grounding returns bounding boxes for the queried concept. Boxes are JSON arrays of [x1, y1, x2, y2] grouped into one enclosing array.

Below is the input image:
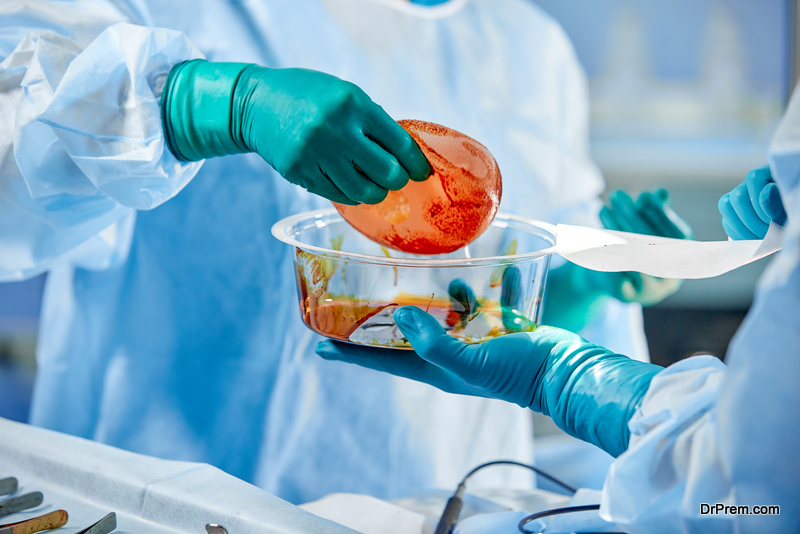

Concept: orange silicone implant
[[334, 120, 502, 254]]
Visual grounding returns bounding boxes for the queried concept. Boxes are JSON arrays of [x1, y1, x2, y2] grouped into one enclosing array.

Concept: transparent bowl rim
[[271, 208, 558, 267]]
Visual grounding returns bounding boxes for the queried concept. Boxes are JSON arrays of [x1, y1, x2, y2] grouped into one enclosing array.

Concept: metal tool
[[0, 493, 43, 519], [0, 509, 68, 534], [0, 480, 16, 498], [76, 512, 116, 534], [205, 524, 228, 534]]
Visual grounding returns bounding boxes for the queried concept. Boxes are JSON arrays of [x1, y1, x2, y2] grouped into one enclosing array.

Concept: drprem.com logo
[[700, 504, 780, 516]]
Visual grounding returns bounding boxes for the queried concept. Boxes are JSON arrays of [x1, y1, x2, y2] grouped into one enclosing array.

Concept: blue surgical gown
[[0, 0, 647, 504]]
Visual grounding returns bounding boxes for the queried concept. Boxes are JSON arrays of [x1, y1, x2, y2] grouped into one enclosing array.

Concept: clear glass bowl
[[272, 208, 556, 349]]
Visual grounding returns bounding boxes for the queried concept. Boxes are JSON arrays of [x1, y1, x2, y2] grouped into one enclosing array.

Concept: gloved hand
[[543, 189, 691, 331], [162, 60, 432, 205], [600, 188, 693, 239], [718, 165, 787, 240], [447, 267, 534, 334], [595, 188, 691, 305], [316, 306, 662, 457]]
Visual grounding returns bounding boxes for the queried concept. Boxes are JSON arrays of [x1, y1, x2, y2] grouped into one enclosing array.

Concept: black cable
[[461, 460, 578, 495], [433, 460, 578, 534], [518, 504, 599, 533], [517, 503, 627, 534]]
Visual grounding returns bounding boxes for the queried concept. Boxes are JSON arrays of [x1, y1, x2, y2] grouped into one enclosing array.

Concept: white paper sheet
[[554, 222, 784, 279]]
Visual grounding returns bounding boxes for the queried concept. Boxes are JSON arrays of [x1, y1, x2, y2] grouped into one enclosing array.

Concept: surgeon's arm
[[1, 5, 430, 281], [0, 3, 205, 280], [161, 60, 430, 206]]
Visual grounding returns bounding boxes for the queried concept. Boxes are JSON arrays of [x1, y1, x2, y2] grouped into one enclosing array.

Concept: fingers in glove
[[719, 193, 760, 240], [607, 190, 652, 234], [730, 182, 769, 238], [500, 266, 523, 311], [759, 182, 787, 226], [744, 166, 773, 224], [315, 339, 482, 396], [351, 139, 410, 192], [361, 108, 432, 182], [501, 266, 534, 332], [301, 165, 359, 205], [448, 278, 479, 317], [323, 157, 390, 205], [636, 189, 691, 239], [393, 306, 482, 382], [599, 206, 625, 232]]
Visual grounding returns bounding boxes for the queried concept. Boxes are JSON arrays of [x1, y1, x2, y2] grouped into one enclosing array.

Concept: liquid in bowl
[[272, 209, 556, 349]]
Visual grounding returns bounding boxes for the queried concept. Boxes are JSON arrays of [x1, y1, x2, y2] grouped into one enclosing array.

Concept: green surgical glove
[[544, 189, 691, 331], [316, 306, 662, 457], [600, 189, 693, 240], [162, 60, 432, 205], [595, 188, 691, 303]]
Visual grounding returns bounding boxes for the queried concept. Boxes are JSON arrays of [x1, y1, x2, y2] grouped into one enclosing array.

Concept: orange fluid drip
[[335, 120, 502, 254]]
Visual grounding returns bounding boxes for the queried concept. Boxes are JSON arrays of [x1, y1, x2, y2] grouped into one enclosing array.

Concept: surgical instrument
[[0, 493, 43, 519], [0, 480, 16, 498], [0, 509, 68, 534], [76, 512, 116, 534]]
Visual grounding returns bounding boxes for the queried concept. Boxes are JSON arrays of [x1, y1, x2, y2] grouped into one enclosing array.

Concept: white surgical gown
[[599, 87, 800, 533], [0, 0, 646, 503]]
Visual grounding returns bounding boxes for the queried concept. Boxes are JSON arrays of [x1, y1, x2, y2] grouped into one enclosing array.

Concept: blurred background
[[0, 0, 795, 431], [537, 0, 793, 367]]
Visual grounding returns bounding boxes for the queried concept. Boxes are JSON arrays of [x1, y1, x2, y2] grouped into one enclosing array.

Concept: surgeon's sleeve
[[0, 18, 204, 281], [600, 82, 800, 533], [601, 271, 800, 532]]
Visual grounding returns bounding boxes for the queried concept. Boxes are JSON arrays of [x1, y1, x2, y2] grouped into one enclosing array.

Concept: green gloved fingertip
[[162, 59, 252, 161], [448, 279, 478, 316]]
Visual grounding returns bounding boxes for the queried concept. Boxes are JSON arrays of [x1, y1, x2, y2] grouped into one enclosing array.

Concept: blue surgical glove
[[718, 166, 787, 240], [316, 307, 662, 457], [162, 60, 432, 205]]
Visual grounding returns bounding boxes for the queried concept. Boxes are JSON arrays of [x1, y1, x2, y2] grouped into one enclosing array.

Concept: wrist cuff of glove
[[540, 345, 662, 458], [587, 359, 662, 457], [162, 59, 252, 161]]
